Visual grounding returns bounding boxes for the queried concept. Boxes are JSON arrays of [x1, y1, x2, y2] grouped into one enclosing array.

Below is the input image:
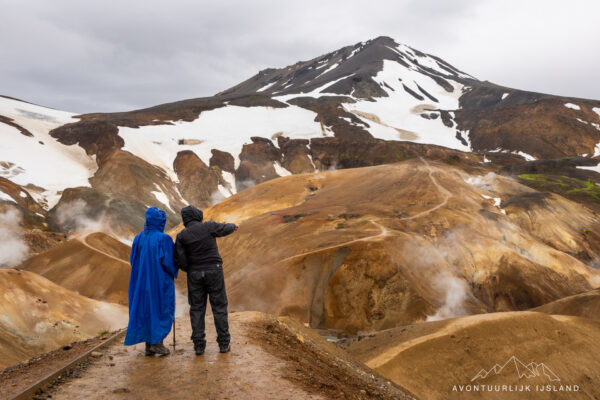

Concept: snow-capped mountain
[[2, 36, 600, 237]]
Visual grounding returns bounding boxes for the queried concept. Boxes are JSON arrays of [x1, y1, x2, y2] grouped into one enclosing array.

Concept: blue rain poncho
[[124, 207, 178, 345]]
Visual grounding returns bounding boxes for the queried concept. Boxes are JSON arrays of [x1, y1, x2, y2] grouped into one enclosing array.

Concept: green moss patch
[[517, 173, 600, 203]]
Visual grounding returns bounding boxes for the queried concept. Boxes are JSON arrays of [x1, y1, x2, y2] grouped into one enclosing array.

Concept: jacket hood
[[144, 207, 167, 232], [181, 205, 203, 227]]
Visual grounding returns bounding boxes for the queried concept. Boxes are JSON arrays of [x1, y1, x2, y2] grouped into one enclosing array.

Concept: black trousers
[[187, 267, 230, 348]]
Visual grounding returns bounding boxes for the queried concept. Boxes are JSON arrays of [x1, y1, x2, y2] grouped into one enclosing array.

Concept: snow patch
[[515, 151, 536, 161], [481, 194, 506, 214], [315, 63, 339, 79], [221, 171, 237, 195], [502, 93, 509, 100], [0, 191, 15, 203], [152, 186, 173, 211], [257, 81, 278, 92], [273, 162, 292, 177], [275, 74, 354, 101], [593, 142, 600, 158], [488, 148, 536, 161], [577, 165, 600, 173], [564, 103, 581, 110], [347, 47, 361, 59]]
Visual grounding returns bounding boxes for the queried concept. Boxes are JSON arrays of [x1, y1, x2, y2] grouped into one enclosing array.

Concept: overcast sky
[[1, 0, 598, 113]]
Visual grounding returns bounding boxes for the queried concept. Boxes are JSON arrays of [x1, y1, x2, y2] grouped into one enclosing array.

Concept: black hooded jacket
[[174, 206, 236, 271]]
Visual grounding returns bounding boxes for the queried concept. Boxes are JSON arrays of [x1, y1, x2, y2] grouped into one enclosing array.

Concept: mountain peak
[[217, 36, 473, 99]]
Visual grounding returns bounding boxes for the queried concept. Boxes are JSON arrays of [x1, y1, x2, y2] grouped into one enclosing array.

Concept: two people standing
[[124, 205, 237, 356]]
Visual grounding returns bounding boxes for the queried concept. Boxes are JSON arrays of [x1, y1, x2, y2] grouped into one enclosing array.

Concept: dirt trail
[[46, 312, 412, 399], [78, 234, 130, 265], [402, 157, 452, 221], [281, 158, 451, 261], [281, 220, 389, 262], [47, 313, 325, 400]]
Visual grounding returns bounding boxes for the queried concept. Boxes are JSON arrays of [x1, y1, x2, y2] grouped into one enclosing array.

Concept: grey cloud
[[0, 0, 598, 113]]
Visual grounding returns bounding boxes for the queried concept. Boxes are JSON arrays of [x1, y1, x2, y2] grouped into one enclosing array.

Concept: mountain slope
[[169, 159, 600, 332], [533, 288, 600, 320], [0, 269, 127, 369], [2, 36, 600, 240], [20, 232, 131, 305], [345, 311, 600, 399]]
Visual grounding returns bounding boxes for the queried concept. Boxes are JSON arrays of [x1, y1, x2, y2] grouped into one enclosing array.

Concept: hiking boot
[[219, 344, 231, 353], [145, 342, 152, 356], [194, 346, 205, 355], [147, 341, 170, 357]]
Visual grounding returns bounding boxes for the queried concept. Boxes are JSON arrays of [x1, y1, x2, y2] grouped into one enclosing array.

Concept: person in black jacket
[[174, 205, 238, 355]]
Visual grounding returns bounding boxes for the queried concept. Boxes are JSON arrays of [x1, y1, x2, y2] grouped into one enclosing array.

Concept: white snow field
[[343, 59, 469, 151], [119, 105, 323, 181], [0, 97, 97, 208]]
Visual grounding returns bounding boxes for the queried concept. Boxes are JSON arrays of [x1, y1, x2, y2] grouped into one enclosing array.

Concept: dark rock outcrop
[[277, 137, 314, 174], [235, 137, 283, 191], [209, 149, 235, 173], [309, 137, 481, 170], [456, 86, 600, 159], [49, 120, 124, 161], [48, 150, 187, 237], [0, 115, 33, 137], [174, 150, 221, 207], [288, 97, 374, 142]]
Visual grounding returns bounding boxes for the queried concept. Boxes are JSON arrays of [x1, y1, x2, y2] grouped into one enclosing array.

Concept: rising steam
[[426, 275, 469, 321], [402, 232, 472, 322], [0, 208, 29, 268], [53, 199, 134, 243]]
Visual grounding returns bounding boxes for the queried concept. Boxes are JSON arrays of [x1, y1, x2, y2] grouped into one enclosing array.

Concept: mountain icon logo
[[471, 355, 560, 382]]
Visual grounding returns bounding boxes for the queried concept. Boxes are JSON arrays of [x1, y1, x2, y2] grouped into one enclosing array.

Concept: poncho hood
[[144, 207, 167, 232]]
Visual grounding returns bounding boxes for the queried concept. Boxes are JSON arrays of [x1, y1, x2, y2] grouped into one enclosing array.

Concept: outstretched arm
[[210, 221, 237, 237], [159, 235, 179, 278]]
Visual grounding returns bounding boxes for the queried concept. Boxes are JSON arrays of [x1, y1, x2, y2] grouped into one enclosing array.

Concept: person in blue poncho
[[124, 207, 178, 356]]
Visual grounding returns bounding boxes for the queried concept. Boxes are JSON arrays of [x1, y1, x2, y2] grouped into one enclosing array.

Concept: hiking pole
[[173, 318, 176, 348], [172, 300, 177, 349]]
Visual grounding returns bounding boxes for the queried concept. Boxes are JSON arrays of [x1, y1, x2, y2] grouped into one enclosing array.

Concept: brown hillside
[[0, 269, 127, 370], [172, 159, 600, 333], [21, 232, 131, 305], [533, 289, 600, 321], [345, 311, 600, 399]]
